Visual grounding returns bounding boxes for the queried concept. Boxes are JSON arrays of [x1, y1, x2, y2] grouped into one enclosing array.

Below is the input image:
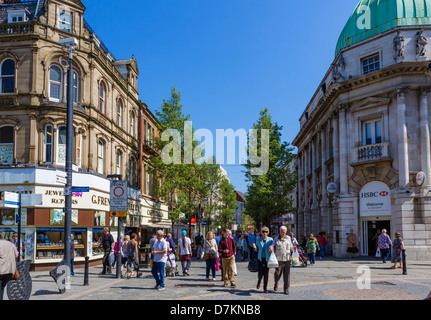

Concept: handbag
[[12, 267, 20, 281], [202, 253, 209, 260]]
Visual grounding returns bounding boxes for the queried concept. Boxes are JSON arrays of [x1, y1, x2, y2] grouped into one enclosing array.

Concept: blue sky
[[83, 0, 359, 193]]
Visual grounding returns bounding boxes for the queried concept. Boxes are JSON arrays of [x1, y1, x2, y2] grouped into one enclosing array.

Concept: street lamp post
[[60, 37, 78, 283]]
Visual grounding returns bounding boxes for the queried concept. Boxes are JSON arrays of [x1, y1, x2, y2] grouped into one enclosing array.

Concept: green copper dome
[[335, 0, 431, 57]]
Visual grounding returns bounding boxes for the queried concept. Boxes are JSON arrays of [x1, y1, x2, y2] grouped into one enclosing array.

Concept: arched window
[[44, 125, 53, 164], [116, 150, 122, 175], [66, 69, 79, 104], [0, 126, 14, 164], [130, 112, 135, 137], [99, 82, 106, 113], [49, 65, 62, 102], [57, 126, 67, 165], [117, 100, 122, 127], [97, 139, 105, 174], [1, 59, 15, 94]]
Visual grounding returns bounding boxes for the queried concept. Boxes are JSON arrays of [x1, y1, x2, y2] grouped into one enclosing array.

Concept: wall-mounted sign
[[416, 171, 426, 186], [359, 181, 391, 217], [327, 182, 338, 194]]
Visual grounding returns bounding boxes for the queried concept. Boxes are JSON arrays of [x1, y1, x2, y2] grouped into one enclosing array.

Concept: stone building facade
[[0, 0, 170, 270], [293, 0, 431, 260]]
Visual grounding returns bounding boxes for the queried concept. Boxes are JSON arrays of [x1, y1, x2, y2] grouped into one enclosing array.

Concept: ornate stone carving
[[332, 54, 346, 82], [416, 30, 428, 59], [393, 30, 405, 61]]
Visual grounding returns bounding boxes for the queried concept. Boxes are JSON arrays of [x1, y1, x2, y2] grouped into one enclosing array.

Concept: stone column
[[419, 88, 431, 187], [311, 138, 318, 234], [397, 88, 410, 188], [338, 104, 348, 194], [297, 151, 303, 236], [332, 115, 340, 186], [29, 113, 37, 163], [304, 146, 310, 233], [320, 125, 328, 233]]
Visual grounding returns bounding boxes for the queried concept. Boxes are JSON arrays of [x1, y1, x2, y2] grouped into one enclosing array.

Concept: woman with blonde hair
[[202, 231, 218, 281], [391, 232, 404, 269]]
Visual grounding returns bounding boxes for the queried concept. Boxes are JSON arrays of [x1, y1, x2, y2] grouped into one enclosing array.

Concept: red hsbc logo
[[379, 191, 389, 197]]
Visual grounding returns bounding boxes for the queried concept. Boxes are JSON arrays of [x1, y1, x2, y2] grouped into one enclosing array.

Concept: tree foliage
[[243, 108, 297, 228]]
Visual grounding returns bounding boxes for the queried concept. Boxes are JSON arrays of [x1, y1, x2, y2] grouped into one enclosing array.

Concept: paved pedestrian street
[[17, 256, 431, 301]]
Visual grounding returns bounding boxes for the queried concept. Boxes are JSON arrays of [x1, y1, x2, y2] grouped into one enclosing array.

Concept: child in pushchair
[[291, 246, 308, 267]]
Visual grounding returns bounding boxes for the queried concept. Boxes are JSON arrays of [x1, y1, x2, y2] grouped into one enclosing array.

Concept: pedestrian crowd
[[0, 226, 413, 300]]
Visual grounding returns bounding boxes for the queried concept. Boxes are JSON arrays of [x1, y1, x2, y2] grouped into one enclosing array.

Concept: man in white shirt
[[151, 230, 167, 290]]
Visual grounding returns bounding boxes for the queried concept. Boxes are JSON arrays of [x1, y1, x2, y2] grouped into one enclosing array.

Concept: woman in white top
[[178, 230, 192, 276]]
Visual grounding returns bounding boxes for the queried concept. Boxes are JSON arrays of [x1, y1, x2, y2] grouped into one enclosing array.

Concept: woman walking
[[306, 233, 319, 266], [126, 233, 141, 279], [252, 227, 273, 293], [391, 232, 404, 269], [202, 231, 218, 281], [178, 230, 192, 276], [121, 235, 130, 277], [378, 229, 392, 263]]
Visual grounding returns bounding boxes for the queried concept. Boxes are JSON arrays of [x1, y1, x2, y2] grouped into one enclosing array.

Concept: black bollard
[[83, 256, 89, 286], [401, 249, 407, 275]]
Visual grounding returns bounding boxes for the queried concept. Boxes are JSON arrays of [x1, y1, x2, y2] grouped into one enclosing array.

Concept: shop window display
[[92, 228, 105, 256], [36, 229, 86, 260]]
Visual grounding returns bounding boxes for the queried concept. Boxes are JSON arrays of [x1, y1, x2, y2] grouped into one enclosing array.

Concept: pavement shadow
[[33, 289, 61, 296]]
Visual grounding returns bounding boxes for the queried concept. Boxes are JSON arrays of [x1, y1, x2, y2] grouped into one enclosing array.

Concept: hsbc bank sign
[[359, 181, 391, 217]]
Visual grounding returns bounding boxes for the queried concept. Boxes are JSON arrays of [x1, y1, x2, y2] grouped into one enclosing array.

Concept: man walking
[[97, 227, 114, 275], [218, 229, 237, 288], [270, 226, 293, 295], [151, 230, 168, 290], [247, 230, 256, 260]]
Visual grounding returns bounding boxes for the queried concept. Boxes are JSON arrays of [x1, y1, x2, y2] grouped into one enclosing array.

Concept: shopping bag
[[292, 249, 300, 265], [109, 252, 115, 264], [215, 257, 219, 271], [375, 248, 381, 257], [268, 252, 279, 268], [234, 262, 237, 275]]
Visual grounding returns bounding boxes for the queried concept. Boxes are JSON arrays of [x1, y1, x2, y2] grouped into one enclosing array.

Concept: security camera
[[59, 37, 78, 47]]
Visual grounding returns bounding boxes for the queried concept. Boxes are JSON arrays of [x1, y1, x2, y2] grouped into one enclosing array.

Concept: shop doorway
[[364, 220, 390, 256]]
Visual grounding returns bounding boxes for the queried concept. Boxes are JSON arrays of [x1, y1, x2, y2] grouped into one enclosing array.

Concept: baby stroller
[[166, 252, 180, 277], [291, 246, 308, 267]]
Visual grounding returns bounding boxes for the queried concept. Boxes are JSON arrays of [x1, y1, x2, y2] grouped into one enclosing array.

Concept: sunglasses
[[262, 231, 269, 233]]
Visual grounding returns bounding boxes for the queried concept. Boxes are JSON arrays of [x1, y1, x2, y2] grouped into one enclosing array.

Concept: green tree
[[213, 177, 237, 228], [243, 107, 297, 228]]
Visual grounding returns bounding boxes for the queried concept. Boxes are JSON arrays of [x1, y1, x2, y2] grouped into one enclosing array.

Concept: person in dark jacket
[[218, 229, 236, 288]]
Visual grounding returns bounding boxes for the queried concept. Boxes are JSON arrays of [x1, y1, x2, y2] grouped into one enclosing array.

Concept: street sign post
[[71, 187, 90, 193], [4, 192, 19, 208], [109, 179, 127, 279]]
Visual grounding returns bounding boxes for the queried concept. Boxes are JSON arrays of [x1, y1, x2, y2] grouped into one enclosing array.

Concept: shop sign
[[359, 181, 391, 217], [416, 171, 426, 186], [327, 182, 338, 194]]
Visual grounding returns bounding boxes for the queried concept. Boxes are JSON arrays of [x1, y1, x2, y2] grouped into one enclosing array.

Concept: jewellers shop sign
[[359, 181, 391, 217]]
